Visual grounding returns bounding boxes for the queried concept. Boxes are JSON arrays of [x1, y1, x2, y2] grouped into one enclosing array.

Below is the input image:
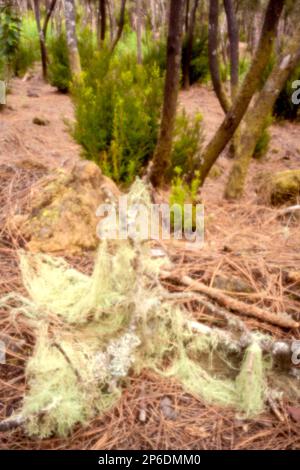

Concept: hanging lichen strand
[[0, 180, 268, 438]]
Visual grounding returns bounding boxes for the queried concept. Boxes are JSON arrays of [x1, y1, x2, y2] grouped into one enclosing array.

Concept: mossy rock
[[12, 161, 120, 253], [256, 170, 300, 205], [270, 170, 300, 205]]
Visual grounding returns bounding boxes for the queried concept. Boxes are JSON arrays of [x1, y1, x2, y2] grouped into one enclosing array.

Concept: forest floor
[[1, 70, 300, 449]]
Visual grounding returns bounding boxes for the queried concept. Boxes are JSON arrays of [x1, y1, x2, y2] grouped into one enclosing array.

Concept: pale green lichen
[[1, 179, 269, 437]]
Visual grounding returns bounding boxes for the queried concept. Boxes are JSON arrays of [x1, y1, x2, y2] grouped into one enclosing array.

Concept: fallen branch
[[163, 291, 248, 333], [277, 205, 300, 217], [0, 414, 26, 432], [161, 271, 299, 329], [186, 318, 294, 366], [0, 399, 60, 433]]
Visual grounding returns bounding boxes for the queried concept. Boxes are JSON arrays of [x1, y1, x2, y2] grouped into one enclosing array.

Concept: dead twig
[[161, 271, 299, 329]]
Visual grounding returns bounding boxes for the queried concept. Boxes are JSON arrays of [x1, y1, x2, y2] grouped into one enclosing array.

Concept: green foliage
[[48, 33, 72, 92], [170, 111, 204, 178], [0, 4, 21, 79], [144, 30, 210, 86], [273, 65, 300, 121], [78, 27, 96, 69], [220, 56, 250, 83], [186, 31, 210, 85], [72, 52, 164, 184], [13, 15, 40, 77], [253, 115, 273, 159], [169, 167, 201, 231], [48, 28, 96, 92], [167, 111, 204, 231], [143, 39, 167, 75]]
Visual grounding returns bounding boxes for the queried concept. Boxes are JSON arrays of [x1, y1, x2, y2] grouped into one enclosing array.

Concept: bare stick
[[161, 271, 299, 329]]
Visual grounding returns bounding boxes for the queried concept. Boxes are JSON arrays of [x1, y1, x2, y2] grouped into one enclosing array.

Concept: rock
[[27, 90, 39, 98], [160, 396, 177, 420], [256, 170, 300, 205], [33, 117, 50, 126], [13, 161, 120, 254], [212, 274, 253, 293]]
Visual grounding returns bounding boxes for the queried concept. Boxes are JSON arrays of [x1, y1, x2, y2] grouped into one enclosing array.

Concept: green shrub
[[186, 31, 210, 85], [169, 167, 201, 231], [72, 51, 164, 184], [169, 111, 204, 178], [78, 27, 96, 69], [13, 14, 40, 77], [48, 28, 96, 92], [143, 39, 166, 75], [144, 30, 209, 86], [48, 33, 72, 92], [0, 4, 21, 79]]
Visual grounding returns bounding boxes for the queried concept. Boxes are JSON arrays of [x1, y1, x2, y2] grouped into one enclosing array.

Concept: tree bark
[[224, 27, 300, 200], [149, 0, 157, 40], [33, 0, 48, 79], [149, 0, 186, 188], [97, 0, 107, 47], [64, 0, 81, 76], [182, 0, 200, 90], [198, 0, 285, 185], [223, 0, 239, 158], [107, 0, 117, 42], [110, 0, 127, 53], [223, 0, 239, 99], [185, 0, 190, 32], [208, 0, 231, 113]]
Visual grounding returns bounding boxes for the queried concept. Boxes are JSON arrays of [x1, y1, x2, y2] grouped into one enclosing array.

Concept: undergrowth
[[72, 51, 163, 184]]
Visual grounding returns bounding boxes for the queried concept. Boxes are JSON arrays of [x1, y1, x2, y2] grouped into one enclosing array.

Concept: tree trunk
[[107, 0, 117, 42], [185, 0, 190, 33], [149, 0, 157, 40], [223, 0, 239, 158], [64, 0, 81, 76], [149, 0, 185, 188], [136, 0, 142, 64], [224, 26, 300, 200], [198, 0, 285, 185], [182, 0, 200, 90], [110, 0, 127, 53], [208, 0, 231, 113], [97, 0, 106, 47], [33, 0, 48, 79], [223, 0, 239, 99]]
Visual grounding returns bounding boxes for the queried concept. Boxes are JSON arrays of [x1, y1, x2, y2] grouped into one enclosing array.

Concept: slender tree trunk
[[83, 0, 93, 28], [185, 0, 190, 32], [149, 0, 186, 188], [64, 0, 81, 76], [223, 0, 239, 158], [208, 0, 231, 113], [150, 0, 157, 40], [97, 0, 106, 47], [198, 0, 285, 185], [223, 0, 239, 99], [225, 23, 300, 199], [107, 0, 116, 42], [33, 0, 48, 79], [182, 0, 200, 90], [110, 0, 127, 53], [43, 0, 57, 36], [136, 0, 142, 64]]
